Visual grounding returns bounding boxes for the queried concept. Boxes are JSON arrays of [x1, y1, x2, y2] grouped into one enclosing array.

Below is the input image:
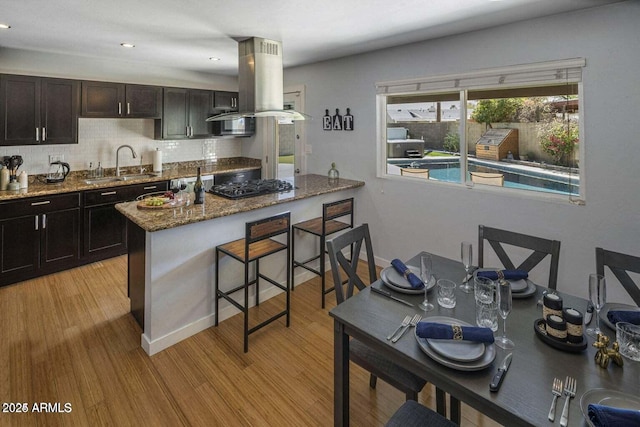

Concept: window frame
[[376, 59, 586, 203]]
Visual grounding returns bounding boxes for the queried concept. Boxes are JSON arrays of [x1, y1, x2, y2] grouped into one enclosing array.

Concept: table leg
[[334, 319, 349, 427]]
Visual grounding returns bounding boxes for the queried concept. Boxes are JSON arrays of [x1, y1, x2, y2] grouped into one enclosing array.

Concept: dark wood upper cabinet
[[81, 81, 161, 118], [213, 91, 239, 112], [155, 88, 213, 139], [0, 75, 79, 145]]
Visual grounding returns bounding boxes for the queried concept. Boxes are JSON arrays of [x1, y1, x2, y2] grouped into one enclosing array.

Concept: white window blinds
[[376, 58, 585, 95]]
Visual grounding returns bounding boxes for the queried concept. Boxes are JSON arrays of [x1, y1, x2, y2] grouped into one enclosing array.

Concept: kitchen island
[[116, 174, 364, 355]]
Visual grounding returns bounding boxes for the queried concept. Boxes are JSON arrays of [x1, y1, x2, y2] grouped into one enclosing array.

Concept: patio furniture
[[596, 247, 640, 306], [470, 171, 504, 186], [478, 225, 561, 290], [401, 168, 430, 179]]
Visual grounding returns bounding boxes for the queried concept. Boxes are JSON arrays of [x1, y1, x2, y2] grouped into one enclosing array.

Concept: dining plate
[[414, 316, 496, 371], [600, 302, 640, 331], [473, 268, 529, 293], [579, 388, 640, 427], [381, 266, 435, 295], [424, 316, 486, 362]]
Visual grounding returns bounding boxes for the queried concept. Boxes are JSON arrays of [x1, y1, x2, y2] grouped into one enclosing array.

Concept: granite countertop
[[115, 174, 365, 232], [0, 158, 261, 202]]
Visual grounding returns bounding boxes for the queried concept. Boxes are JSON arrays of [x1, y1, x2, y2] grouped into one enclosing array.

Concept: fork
[[392, 314, 421, 343], [387, 315, 411, 340], [559, 376, 576, 427], [547, 378, 563, 421]]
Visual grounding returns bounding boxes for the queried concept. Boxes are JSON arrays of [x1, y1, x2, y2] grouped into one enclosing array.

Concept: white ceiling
[[0, 0, 623, 76]]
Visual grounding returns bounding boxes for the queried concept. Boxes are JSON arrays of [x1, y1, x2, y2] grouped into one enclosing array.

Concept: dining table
[[329, 252, 640, 427]]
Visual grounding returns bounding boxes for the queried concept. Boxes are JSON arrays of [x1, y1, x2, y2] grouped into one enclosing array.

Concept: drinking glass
[[170, 181, 180, 205], [419, 253, 434, 312], [460, 241, 473, 293], [495, 280, 514, 349], [587, 273, 607, 338]]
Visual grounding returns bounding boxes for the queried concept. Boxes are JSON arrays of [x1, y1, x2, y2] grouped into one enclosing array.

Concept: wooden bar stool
[[291, 198, 354, 308], [214, 211, 291, 353]]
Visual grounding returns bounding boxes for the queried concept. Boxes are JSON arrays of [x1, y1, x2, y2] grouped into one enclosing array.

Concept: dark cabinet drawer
[[84, 181, 168, 206], [0, 193, 80, 220]]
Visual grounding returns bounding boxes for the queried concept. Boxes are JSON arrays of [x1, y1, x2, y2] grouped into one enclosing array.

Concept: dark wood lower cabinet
[[127, 220, 146, 328], [0, 193, 80, 287], [81, 181, 168, 264]]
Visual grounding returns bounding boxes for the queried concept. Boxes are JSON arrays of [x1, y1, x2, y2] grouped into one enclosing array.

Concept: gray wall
[[284, 1, 640, 302]]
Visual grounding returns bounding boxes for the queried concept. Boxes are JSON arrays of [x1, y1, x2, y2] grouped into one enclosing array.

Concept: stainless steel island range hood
[[207, 37, 306, 121]]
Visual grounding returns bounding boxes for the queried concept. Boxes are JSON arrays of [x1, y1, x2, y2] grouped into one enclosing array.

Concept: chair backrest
[[478, 225, 561, 290], [323, 197, 354, 233], [245, 211, 290, 257], [596, 247, 640, 306], [400, 168, 429, 179], [470, 171, 504, 187], [326, 223, 377, 305]]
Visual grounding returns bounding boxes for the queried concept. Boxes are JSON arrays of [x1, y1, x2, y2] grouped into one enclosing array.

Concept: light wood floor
[[0, 256, 501, 427]]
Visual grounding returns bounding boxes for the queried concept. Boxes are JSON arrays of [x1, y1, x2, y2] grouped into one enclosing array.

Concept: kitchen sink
[[84, 173, 159, 184], [84, 177, 121, 184], [118, 173, 160, 181]]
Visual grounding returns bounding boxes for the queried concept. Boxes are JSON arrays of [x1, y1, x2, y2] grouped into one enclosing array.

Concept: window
[[377, 58, 585, 201]]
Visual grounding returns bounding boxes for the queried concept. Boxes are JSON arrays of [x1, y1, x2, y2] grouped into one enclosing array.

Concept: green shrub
[[443, 132, 460, 153]]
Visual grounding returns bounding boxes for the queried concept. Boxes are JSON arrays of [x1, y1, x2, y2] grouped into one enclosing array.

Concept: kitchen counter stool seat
[[214, 211, 291, 353], [292, 197, 354, 308]]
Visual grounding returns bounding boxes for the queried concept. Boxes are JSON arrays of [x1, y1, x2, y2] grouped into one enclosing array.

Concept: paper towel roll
[[153, 148, 163, 172]]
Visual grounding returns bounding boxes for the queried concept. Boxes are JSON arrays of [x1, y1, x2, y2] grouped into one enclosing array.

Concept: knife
[[370, 286, 414, 307], [584, 301, 594, 325], [489, 353, 512, 392]]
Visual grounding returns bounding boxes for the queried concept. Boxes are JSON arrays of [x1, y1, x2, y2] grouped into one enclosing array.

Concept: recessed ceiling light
[[0, 24, 11, 29], [120, 43, 135, 48], [209, 57, 221, 61]]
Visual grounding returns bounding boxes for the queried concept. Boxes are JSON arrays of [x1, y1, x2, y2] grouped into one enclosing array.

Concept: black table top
[[329, 252, 639, 427]]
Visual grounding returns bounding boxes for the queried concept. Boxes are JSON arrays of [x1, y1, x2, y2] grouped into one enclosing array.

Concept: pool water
[[392, 159, 579, 196]]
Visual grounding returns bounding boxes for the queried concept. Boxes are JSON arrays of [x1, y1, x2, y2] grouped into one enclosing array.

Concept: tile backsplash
[[0, 118, 243, 175]]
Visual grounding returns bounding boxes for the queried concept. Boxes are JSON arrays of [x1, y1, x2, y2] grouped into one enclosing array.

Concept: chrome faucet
[[116, 144, 137, 177]]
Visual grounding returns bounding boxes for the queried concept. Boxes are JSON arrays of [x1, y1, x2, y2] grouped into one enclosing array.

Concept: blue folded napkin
[[588, 403, 640, 427], [607, 310, 640, 325], [416, 322, 495, 344], [390, 259, 424, 289], [476, 269, 528, 281]]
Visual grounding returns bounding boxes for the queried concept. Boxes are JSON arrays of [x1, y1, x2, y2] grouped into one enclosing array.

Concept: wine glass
[[170, 181, 180, 205], [460, 241, 473, 293], [587, 274, 607, 338], [419, 253, 434, 312], [495, 280, 514, 349]]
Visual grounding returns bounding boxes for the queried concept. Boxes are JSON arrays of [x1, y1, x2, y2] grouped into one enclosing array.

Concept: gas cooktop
[[209, 179, 294, 199]]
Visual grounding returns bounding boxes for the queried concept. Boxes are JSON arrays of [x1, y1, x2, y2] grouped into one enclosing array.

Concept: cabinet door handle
[[35, 127, 40, 142], [42, 127, 46, 142], [42, 214, 47, 229], [35, 216, 39, 231], [101, 191, 117, 196], [186, 126, 190, 137], [31, 200, 51, 206], [127, 102, 131, 115], [118, 102, 122, 116], [143, 186, 157, 190]]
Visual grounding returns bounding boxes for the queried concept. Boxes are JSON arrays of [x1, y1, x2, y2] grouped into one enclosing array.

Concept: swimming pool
[[389, 158, 579, 195]]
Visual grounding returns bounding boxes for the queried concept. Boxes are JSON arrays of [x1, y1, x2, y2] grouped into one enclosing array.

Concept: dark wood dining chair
[[478, 224, 561, 290], [326, 224, 427, 401], [596, 247, 640, 306], [385, 400, 456, 427]]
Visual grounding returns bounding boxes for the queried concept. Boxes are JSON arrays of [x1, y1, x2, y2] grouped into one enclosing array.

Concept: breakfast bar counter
[[118, 174, 364, 355], [115, 174, 364, 232]]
